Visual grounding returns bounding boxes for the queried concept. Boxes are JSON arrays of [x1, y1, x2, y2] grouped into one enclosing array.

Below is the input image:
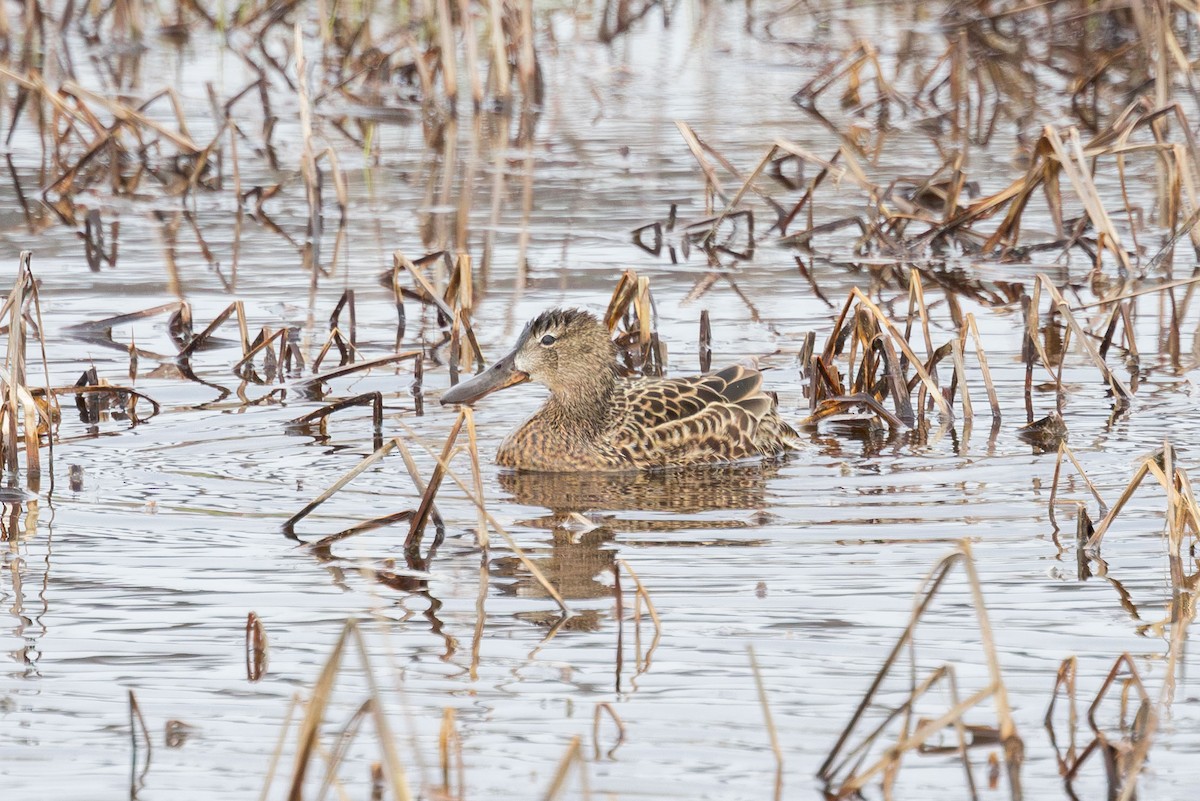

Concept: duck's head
[[441, 309, 616, 406]]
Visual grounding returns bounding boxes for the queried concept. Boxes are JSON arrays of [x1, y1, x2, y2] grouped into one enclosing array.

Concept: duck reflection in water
[[491, 463, 780, 631]]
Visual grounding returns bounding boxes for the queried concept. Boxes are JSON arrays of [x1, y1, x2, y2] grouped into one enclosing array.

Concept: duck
[[439, 308, 798, 472]]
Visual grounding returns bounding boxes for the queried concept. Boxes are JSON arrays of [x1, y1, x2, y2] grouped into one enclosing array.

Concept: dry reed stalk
[[819, 541, 1022, 799], [962, 314, 1000, 420], [395, 250, 456, 320], [287, 393, 384, 440], [316, 146, 349, 220], [852, 287, 952, 419], [463, 406, 488, 549], [514, 0, 537, 103], [307, 512, 416, 553], [62, 80, 200, 153], [1036, 275, 1133, 405], [1119, 568, 1199, 799], [617, 559, 661, 633], [0, 252, 57, 482], [391, 418, 571, 614], [456, 0, 483, 109], [445, 252, 474, 315], [706, 143, 782, 239], [949, 338, 973, 419], [437, 707, 464, 800], [1047, 442, 1109, 532], [407, 410, 464, 549], [435, 0, 459, 109], [289, 415, 563, 609], [314, 700, 372, 801], [619, 558, 661, 678], [1047, 653, 1153, 799], [1084, 443, 1200, 553], [1074, 273, 1200, 310], [675, 121, 726, 211], [1049, 127, 1131, 274], [259, 695, 301, 801], [233, 327, 294, 381], [294, 352, 422, 396], [903, 271, 935, 368], [541, 736, 587, 801], [283, 619, 412, 801], [294, 22, 323, 273], [49, 379, 161, 420], [634, 275, 653, 351], [283, 438, 410, 542], [748, 644, 784, 801], [311, 328, 353, 372], [486, 0, 511, 104], [604, 270, 639, 331]]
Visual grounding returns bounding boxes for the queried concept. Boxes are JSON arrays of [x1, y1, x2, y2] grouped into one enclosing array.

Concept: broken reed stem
[[487, 0, 511, 103], [515, 0, 537, 103], [747, 644, 784, 801], [259, 694, 301, 801], [285, 619, 412, 801], [820, 542, 1022, 798], [958, 541, 1019, 772], [949, 337, 973, 419], [1074, 274, 1200, 310], [3, 257, 30, 476], [708, 143, 778, 239], [407, 410, 464, 547], [542, 736, 586, 801], [392, 420, 571, 614], [463, 406, 489, 548], [1037, 275, 1133, 404], [1118, 571, 1200, 800], [850, 288, 953, 420], [287, 392, 383, 432], [283, 439, 401, 539], [435, 0, 458, 109], [396, 250, 456, 319], [963, 314, 1000, 420], [177, 301, 249, 359], [438, 708, 463, 798], [1084, 443, 1200, 552], [1049, 443, 1109, 532], [675, 121, 725, 210], [294, 352, 422, 394], [457, 0, 484, 109]]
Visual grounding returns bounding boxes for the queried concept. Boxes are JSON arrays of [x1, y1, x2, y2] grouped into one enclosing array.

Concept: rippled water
[[3, 2, 1200, 800]]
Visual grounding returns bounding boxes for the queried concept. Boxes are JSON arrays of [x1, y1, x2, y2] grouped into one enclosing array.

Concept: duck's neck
[[544, 365, 619, 435]]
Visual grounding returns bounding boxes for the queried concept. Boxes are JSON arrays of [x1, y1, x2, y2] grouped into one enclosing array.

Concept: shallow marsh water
[[2, 2, 1200, 800]]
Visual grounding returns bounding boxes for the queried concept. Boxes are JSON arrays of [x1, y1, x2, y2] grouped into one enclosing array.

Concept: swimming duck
[[440, 309, 798, 472]]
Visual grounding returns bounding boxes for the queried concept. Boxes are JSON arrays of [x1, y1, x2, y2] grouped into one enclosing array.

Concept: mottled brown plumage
[[440, 309, 798, 472]]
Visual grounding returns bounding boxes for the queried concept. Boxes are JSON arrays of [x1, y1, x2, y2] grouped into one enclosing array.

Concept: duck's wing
[[609, 365, 792, 466]]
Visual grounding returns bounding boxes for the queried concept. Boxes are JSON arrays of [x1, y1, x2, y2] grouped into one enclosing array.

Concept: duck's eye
[[540, 334, 557, 346]]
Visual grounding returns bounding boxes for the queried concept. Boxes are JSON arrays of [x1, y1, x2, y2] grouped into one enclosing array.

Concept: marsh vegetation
[[2, 1, 1200, 799]]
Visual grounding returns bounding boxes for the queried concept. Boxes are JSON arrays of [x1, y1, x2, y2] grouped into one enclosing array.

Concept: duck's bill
[[440, 352, 529, 405]]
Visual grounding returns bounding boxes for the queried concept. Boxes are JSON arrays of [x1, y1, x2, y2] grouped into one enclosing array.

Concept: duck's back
[[604, 365, 797, 469]]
